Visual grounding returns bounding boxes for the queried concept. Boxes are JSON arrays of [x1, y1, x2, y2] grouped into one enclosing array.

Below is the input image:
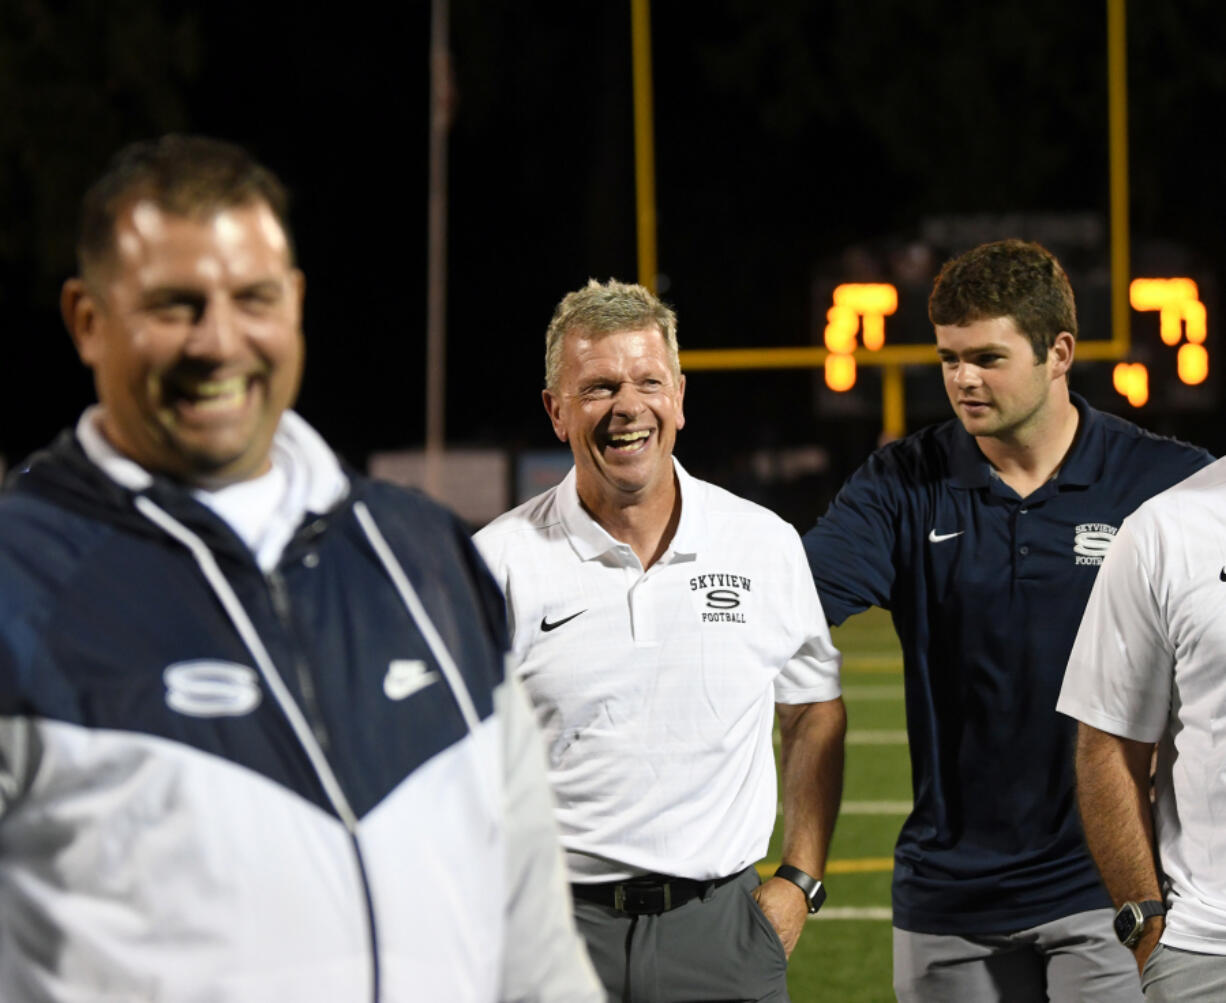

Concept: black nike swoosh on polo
[[1220, 567, 1226, 582], [540, 610, 588, 632]]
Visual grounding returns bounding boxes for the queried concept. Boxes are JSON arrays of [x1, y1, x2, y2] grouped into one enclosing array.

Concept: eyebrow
[[238, 278, 283, 293], [139, 278, 284, 305], [139, 287, 207, 309], [936, 342, 1011, 355]]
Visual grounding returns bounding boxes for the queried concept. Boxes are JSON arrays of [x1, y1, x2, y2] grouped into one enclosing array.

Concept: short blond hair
[[544, 278, 680, 389]]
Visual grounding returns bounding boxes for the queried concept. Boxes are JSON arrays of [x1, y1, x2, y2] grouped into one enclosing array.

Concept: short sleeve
[[774, 526, 843, 704], [802, 453, 903, 626], [1058, 514, 1173, 743]]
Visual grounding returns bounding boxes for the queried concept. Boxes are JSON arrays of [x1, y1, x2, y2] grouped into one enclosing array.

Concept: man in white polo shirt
[[475, 279, 846, 1002], [1059, 458, 1226, 1000]]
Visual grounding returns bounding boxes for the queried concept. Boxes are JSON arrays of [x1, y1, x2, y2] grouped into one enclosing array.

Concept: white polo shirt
[[474, 460, 841, 883], [1059, 457, 1226, 955]]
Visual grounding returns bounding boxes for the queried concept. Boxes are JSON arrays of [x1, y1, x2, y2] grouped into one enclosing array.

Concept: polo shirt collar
[[1052, 393, 1105, 487], [948, 422, 993, 489], [665, 460, 703, 558], [556, 457, 702, 562], [947, 391, 1103, 490]]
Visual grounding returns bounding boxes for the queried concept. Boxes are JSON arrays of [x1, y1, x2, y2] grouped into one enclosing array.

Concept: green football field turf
[[766, 606, 908, 1002]]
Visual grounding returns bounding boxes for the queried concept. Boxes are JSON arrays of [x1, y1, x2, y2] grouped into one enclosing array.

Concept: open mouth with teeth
[[606, 428, 652, 453], [163, 374, 256, 417]]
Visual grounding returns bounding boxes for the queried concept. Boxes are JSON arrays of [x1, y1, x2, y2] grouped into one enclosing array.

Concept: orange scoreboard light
[[822, 283, 898, 390], [1125, 277, 1210, 399], [677, 273, 1212, 438], [1113, 362, 1149, 408]]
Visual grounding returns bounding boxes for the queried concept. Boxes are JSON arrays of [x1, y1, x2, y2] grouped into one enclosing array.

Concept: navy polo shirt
[[803, 394, 1212, 935]]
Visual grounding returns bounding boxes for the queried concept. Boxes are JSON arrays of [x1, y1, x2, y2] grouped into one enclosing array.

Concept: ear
[[61, 279, 105, 368], [675, 372, 686, 432], [1047, 331, 1075, 379], [542, 388, 568, 443]]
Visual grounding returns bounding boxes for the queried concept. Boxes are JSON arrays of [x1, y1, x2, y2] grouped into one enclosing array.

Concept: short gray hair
[[544, 278, 680, 389]]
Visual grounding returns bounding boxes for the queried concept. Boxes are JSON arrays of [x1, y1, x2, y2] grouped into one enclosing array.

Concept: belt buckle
[[614, 881, 672, 915]]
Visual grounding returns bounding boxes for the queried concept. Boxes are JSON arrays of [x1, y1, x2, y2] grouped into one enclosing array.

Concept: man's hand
[[1132, 916, 1164, 975], [752, 875, 809, 957]]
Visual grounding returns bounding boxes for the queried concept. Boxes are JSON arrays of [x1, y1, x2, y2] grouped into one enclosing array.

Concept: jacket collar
[[74, 406, 349, 515]]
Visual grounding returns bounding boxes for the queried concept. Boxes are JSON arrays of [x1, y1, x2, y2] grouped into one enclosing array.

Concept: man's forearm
[[1076, 723, 1161, 904], [754, 697, 846, 956], [1075, 722, 1164, 968], [777, 697, 847, 876]]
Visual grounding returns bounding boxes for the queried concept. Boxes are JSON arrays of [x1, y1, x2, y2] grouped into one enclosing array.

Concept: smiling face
[[935, 315, 1072, 446], [543, 325, 686, 513], [63, 199, 305, 486]]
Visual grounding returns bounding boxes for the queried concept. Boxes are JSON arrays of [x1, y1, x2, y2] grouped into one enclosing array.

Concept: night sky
[[4, 2, 1225, 517]]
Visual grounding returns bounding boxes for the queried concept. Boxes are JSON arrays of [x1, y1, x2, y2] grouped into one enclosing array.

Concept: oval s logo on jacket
[[164, 661, 263, 717]]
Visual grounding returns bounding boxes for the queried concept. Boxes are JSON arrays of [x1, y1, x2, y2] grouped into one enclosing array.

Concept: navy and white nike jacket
[[0, 421, 599, 1002]]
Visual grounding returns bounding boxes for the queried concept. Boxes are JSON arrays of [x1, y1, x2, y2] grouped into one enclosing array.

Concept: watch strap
[[1137, 900, 1165, 921], [774, 864, 827, 914]]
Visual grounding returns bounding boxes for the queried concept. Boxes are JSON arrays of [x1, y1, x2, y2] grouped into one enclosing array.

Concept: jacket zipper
[[262, 564, 381, 1003], [265, 568, 331, 751], [133, 495, 382, 1001]]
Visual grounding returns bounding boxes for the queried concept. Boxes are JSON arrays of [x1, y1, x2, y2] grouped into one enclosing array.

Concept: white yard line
[[841, 800, 911, 814], [811, 907, 892, 921], [846, 729, 908, 745]]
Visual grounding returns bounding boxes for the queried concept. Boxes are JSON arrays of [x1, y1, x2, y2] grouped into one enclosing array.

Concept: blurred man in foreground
[[803, 240, 1212, 1001], [0, 135, 599, 1001], [475, 279, 846, 1002]]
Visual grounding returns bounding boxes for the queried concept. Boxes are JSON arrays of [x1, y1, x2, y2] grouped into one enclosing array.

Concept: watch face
[[1113, 908, 1135, 943], [810, 882, 828, 914]]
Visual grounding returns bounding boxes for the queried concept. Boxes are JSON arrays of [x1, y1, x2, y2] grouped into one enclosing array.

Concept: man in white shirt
[[1059, 459, 1226, 1000], [475, 278, 846, 1002]]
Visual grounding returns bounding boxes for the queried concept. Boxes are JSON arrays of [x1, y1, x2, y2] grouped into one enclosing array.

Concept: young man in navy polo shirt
[[803, 240, 1213, 1001]]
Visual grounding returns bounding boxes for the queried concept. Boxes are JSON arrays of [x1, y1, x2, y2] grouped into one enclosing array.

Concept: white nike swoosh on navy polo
[[928, 529, 964, 543]]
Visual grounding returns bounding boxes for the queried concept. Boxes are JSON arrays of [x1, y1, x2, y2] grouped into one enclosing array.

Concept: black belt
[[571, 868, 746, 916]]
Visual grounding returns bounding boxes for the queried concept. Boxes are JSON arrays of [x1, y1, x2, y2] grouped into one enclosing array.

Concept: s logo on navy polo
[[164, 661, 262, 717], [1073, 523, 1118, 566]]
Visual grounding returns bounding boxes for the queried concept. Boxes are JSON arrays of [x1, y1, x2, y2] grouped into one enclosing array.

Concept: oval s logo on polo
[[164, 661, 262, 718], [1073, 523, 1118, 565], [705, 589, 741, 610]]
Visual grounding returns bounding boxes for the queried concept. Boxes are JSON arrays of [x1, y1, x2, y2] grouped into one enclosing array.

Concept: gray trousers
[[1142, 943, 1226, 1000], [893, 908, 1143, 1002], [572, 867, 789, 1003]]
